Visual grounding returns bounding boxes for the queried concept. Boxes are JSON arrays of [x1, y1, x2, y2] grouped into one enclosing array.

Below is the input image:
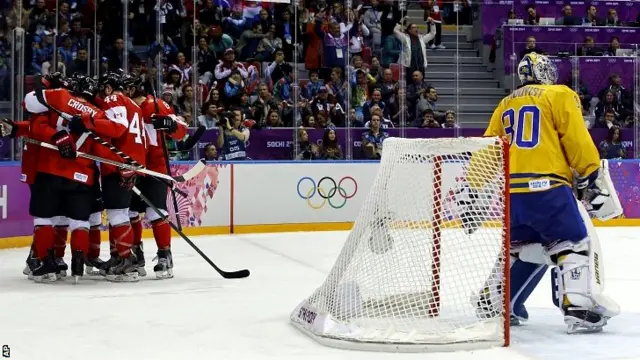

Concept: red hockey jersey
[[13, 119, 40, 184], [24, 89, 122, 186], [93, 93, 147, 176], [139, 96, 188, 174]]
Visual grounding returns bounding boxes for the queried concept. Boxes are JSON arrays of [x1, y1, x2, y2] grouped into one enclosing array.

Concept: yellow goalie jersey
[[484, 84, 600, 194]]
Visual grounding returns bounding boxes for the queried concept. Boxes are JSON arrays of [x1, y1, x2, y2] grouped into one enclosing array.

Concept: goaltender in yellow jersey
[[484, 60, 600, 194]]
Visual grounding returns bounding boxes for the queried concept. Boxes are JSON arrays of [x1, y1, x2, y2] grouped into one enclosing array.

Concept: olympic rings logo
[[296, 176, 358, 209]]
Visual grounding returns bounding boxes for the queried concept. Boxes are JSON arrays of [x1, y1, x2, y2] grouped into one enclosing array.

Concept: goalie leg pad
[[547, 201, 620, 333]]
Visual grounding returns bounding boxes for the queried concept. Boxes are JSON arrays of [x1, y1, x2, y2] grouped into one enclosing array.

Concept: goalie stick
[[32, 75, 191, 197], [132, 185, 250, 279], [24, 138, 206, 185]]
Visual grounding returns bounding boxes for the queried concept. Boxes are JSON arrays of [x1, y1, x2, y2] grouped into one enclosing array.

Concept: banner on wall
[[0, 166, 32, 238], [0, 164, 232, 239], [197, 127, 634, 160]]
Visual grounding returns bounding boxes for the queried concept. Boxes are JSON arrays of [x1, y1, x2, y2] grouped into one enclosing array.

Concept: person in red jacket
[[125, 73, 188, 279], [70, 72, 148, 282], [23, 83, 123, 283]]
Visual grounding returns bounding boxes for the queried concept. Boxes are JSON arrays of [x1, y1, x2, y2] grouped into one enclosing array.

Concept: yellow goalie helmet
[[518, 52, 558, 85]]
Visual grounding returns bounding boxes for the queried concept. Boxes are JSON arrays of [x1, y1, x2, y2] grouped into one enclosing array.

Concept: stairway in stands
[[413, 21, 506, 127]]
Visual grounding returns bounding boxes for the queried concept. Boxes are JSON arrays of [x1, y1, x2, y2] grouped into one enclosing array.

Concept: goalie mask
[[518, 52, 558, 85]]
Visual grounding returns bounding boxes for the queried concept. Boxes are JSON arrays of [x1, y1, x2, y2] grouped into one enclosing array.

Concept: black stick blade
[[221, 269, 251, 279]]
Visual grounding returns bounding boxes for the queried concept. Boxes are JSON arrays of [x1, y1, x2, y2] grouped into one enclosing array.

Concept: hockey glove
[[51, 130, 77, 159], [118, 169, 137, 190], [68, 113, 93, 135], [152, 115, 178, 133], [0, 118, 17, 138]]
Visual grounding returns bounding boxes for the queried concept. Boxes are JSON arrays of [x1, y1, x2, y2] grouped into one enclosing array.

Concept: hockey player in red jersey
[[23, 79, 123, 283], [70, 71, 148, 282], [124, 73, 188, 279], [2, 73, 73, 279]]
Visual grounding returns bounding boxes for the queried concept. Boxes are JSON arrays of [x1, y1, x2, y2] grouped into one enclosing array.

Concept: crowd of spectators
[[0, 0, 637, 161]]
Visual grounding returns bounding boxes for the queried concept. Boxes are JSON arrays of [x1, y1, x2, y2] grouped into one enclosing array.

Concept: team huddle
[[0, 71, 188, 283]]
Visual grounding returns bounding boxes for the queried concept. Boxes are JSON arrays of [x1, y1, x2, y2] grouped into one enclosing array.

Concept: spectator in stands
[[28, 0, 51, 34], [342, 9, 370, 55], [223, 71, 246, 105], [519, 36, 544, 59], [377, 68, 397, 103], [315, 15, 349, 75], [363, 0, 383, 53], [217, 107, 250, 161], [69, 19, 91, 52], [382, 26, 401, 67], [351, 68, 376, 121], [199, 102, 221, 129], [445, 0, 472, 25], [326, 68, 347, 106], [178, 84, 197, 123], [362, 88, 388, 124], [71, 47, 89, 75], [369, 57, 383, 81], [604, 9, 622, 27], [442, 110, 459, 128], [206, 88, 222, 108], [204, 143, 219, 161], [42, 50, 66, 76], [556, 5, 581, 26], [265, 50, 292, 84], [215, 49, 249, 88], [107, 38, 140, 71], [415, 86, 441, 123], [525, 5, 540, 25], [320, 128, 343, 160], [582, 5, 602, 26], [303, 70, 324, 100], [252, 82, 280, 128], [564, 69, 592, 113], [605, 37, 621, 56], [58, 35, 76, 69], [148, 35, 180, 66], [236, 22, 265, 60], [389, 88, 410, 125], [598, 74, 633, 108], [265, 109, 284, 128], [577, 37, 604, 56], [163, 68, 183, 103], [32, 30, 54, 73], [595, 90, 628, 127], [223, 7, 248, 40], [393, 17, 436, 84], [599, 126, 625, 159], [406, 70, 429, 115], [365, 105, 393, 128], [169, 52, 193, 83], [199, 0, 224, 26], [417, 109, 440, 128], [276, 9, 301, 61], [293, 127, 320, 160], [197, 37, 216, 86], [422, 0, 445, 50], [257, 24, 283, 62], [162, 90, 179, 112], [209, 26, 234, 59], [362, 114, 389, 159], [58, 2, 72, 23]]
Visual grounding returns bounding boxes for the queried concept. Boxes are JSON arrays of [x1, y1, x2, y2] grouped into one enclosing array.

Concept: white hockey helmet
[[517, 52, 558, 85]]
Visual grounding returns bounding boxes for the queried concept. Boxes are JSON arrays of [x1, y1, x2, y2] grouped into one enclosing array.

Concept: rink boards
[[0, 159, 639, 248]]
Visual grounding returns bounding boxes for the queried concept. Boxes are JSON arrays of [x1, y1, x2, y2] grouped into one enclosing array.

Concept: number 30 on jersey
[[501, 105, 541, 149]]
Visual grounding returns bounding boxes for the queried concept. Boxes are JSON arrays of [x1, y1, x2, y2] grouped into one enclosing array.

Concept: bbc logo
[[1, 345, 9, 358]]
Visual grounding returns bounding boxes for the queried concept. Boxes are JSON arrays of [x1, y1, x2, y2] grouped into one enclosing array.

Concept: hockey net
[[290, 137, 510, 352]]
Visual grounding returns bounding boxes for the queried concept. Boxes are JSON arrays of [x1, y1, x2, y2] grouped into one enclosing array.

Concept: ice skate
[[132, 243, 146, 277], [70, 250, 85, 284], [104, 250, 139, 282], [55, 257, 68, 279], [31, 254, 59, 283], [153, 249, 174, 279], [85, 257, 105, 276], [564, 308, 607, 334], [24, 249, 40, 279], [99, 252, 119, 276]]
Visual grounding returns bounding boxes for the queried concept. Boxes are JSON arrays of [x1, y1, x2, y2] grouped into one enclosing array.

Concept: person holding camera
[[216, 107, 250, 161]]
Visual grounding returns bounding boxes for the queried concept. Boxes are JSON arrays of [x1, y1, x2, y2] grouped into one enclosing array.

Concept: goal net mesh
[[290, 137, 509, 352]]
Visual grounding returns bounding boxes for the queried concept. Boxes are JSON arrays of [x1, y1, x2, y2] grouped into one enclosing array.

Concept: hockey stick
[[176, 125, 206, 151], [32, 75, 192, 197], [132, 185, 250, 279], [25, 138, 206, 184], [149, 81, 184, 232]]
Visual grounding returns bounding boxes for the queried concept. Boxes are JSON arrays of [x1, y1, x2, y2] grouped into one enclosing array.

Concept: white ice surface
[[1, 228, 639, 360]]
